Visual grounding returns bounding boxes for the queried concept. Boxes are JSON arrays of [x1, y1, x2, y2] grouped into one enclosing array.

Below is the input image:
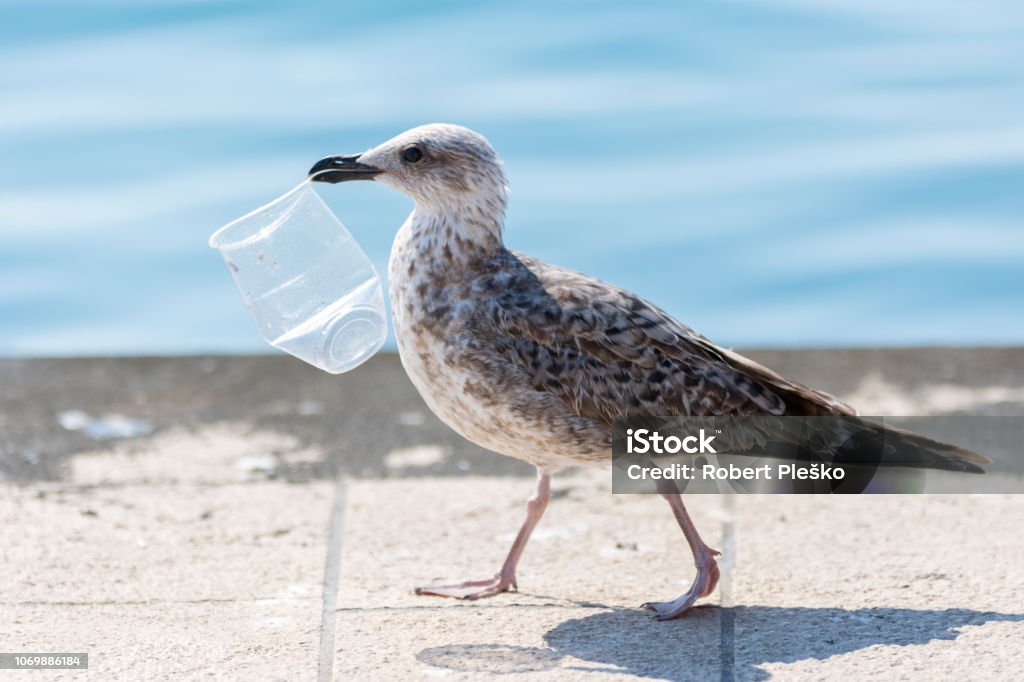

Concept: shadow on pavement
[[416, 606, 1023, 680], [417, 643, 563, 674]]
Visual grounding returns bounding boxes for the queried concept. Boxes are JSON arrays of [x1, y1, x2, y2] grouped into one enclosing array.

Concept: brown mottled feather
[[472, 250, 856, 424]]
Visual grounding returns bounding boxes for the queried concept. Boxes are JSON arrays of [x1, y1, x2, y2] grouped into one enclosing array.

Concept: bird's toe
[[414, 574, 513, 600]]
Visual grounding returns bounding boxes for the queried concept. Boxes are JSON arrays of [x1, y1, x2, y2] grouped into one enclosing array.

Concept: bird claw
[[644, 554, 721, 620], [643, 596, 699, 620], [414, 573, 515, 600]]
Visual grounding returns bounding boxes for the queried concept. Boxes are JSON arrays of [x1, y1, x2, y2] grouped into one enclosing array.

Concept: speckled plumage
[[389, 241, 867, 468]]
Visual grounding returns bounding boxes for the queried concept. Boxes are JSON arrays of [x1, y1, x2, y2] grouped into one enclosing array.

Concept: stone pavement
[[1, 350, 1023, 680]]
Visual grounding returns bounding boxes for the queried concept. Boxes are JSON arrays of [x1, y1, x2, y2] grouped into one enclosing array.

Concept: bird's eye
[[402, 146, 423, 163]]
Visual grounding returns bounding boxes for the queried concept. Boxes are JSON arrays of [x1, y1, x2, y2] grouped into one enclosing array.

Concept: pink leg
[[644, 493, 721, 620], [415, 468, 551, 600]]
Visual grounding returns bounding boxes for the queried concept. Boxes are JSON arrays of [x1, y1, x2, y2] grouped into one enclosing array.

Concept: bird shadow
[[416, 604, 1023, 680]]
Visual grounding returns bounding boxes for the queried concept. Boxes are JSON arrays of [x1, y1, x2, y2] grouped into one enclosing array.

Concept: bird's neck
[[405, 199, 506, 269]]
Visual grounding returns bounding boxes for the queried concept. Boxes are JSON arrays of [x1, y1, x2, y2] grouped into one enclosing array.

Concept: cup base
[[317, 306, 387, 374]]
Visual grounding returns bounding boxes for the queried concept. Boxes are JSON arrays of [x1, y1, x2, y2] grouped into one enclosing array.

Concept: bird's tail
[[633, 415, 991, 474], [739, 415, 992, 474], [848, 421, 990, 474]]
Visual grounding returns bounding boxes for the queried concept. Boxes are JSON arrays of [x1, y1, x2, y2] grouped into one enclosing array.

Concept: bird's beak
[[308, 154, 383, 183]]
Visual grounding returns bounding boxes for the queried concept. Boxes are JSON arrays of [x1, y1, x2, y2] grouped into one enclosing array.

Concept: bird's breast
[[388, 224, 501, 448], [386, 219, 610, 468]]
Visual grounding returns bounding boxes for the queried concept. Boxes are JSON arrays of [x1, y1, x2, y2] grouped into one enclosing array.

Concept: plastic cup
[[209, 181, 386, 374]]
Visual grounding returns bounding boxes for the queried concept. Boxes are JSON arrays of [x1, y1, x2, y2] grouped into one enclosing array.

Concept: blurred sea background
[[1, 0, 1022, 356]]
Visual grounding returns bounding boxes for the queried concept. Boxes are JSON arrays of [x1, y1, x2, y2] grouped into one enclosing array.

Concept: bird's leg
[[644, 492, 721, 620], [415, 467, 551, 600]]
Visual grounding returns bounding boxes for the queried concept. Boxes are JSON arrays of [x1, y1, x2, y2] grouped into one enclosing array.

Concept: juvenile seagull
[[309, 124, 987, 619]]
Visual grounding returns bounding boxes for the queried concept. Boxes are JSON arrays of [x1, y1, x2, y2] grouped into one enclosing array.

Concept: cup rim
[[208, 180, 313, 250]]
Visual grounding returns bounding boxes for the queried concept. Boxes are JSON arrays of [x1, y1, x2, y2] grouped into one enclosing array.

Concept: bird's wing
[[475, 251, 855, 425]]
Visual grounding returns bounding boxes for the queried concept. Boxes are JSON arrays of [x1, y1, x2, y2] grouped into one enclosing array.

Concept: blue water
[[2, 1, 1023, 355]]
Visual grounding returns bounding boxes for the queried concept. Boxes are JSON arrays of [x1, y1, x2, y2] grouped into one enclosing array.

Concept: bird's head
[[309, 124, 509, 216]]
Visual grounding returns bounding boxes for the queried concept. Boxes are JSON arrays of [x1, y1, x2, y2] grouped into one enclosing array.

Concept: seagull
[[308, 124, 988, 619]]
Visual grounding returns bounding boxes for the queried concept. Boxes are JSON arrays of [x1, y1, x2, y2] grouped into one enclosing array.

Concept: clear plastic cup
[[209, 181, 387, 374]]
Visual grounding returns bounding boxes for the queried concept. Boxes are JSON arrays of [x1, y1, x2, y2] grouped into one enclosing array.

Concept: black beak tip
[[308, 154, 382, 183]]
